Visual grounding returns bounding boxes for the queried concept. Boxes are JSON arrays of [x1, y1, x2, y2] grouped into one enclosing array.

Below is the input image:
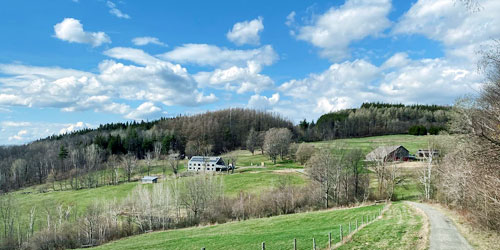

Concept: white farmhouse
[[187, 156, 230, 172]]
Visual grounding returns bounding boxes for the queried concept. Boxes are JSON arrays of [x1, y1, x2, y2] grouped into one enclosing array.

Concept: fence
[[200, 205, 389, 250]]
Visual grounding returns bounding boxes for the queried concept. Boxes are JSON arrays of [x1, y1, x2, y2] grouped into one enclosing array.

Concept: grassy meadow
[[2, 134, 434, 246], [339, 202, 425, 250], [86, 204, 385, 250]]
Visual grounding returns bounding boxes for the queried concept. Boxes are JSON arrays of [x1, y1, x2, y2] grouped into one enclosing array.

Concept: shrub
[[408, 125, 427, 136]]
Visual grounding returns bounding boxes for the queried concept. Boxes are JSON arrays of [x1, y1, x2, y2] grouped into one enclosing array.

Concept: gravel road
[[408, 202, 472, 250]]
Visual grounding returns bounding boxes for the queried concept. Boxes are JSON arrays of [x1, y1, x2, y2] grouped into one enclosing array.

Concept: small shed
[[366, 145, 410, 162], [416, 149, 440, 158], [141, 176, 158, 184]]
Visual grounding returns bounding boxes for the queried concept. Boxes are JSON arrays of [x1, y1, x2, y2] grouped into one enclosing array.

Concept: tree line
[[297, 103, 451, 141], [0, 109, 294, 192]]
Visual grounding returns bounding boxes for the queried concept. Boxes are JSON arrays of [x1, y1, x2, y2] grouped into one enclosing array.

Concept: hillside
[[87, 202, 424, 250], [299, 103, 450, 141], [1, 135, 433, 249], [0, 108, 294, 192]]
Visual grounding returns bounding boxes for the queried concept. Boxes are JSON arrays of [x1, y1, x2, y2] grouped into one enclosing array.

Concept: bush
[[408, 125, 427, 136], [428, 126, 445, 135]]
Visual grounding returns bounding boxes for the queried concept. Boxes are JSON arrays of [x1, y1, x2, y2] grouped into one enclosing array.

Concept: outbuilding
[[365, 145, 410, 162], [141, 176, 158, 184]]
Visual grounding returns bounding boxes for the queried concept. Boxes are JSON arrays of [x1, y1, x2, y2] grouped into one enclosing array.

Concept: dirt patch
[[393, 161, 426, 168]]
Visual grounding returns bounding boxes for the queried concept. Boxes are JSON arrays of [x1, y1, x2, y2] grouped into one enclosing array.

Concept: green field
[[86, 204, 385, 250], [310, 134, 433, 155], [3, 134, 433, 243], [339, 202, 425, 250]]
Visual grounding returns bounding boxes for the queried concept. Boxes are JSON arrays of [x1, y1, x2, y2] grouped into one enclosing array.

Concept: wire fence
[[200, 205, 388, 250]]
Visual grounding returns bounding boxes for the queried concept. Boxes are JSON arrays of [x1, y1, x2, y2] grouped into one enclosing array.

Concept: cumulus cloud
[[54, 18, 111, 47], [248, 93, 280, 110], [160, 44, 278, 68], [393, 0, 500, 62], [124, 102, 163, 120], [277, 54, 481, 121], [194, 61, 273, 94], [285, 11, 296, 27], [381, 52, 410, 69], [59, 121, 91, 134], [0, 121, 94, 145], [293, 0, 391, 61], [227, 17, 264, 46], [132, 36, 166, 46], [107, 1, 130, 19], [160, 44, 278, 94], [0, 47, 218, 121]]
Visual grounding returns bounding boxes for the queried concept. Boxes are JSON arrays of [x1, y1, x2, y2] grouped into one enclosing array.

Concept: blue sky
[[0, 0, 497, 145]]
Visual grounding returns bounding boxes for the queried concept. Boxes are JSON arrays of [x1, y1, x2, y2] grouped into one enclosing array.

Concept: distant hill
[[297, 102, 451, 141], [0, 109, 293, 191]]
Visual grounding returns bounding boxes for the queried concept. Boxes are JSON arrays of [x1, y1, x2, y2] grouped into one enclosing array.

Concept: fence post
[[339, 225, 343, 241], [262, 242, 265, 250], [293, 238, 297, 250], [313, 238, 316, 250], [329, 232, 332, 249]]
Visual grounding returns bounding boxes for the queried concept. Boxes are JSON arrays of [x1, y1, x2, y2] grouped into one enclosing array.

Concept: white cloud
[[248, 93, 280, 110], [103, 47, 161, 65], [125, 102, 163, 120], [294, 0, 391, 61], [285, 11, 296, 27], [393, 0, 500, 62], [0, 47, 218, 120], [160, 44, 278, 68], [0, 121, 95, 145], [53, 18, 111, 47], [381, 52, 410, 69], [107, 1, 130, 19], [0, 121, 32, 127], [194, 61, 273, 94], [59, 121, 91, 134], [132, 36, 166, 46], [277, 54, 481, 122], [8, 130, 28, 142], [227, 17, 264, 46]]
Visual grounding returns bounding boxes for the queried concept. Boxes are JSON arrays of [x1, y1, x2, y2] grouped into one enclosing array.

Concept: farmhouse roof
[[141, 176, 158, 181], [189, 156, 221, 163]]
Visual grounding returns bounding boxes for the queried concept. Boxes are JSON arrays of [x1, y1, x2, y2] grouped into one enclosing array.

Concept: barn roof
[[189, 156, 221, 163], [365, 145, 408, 161], [142, 176, 158, 181]]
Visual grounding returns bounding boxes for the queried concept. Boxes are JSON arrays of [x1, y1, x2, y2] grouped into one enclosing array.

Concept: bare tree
[[245, 128, 258, 155], [296, 143, 315, 165], [153, 141, 163, 160], [167, 151, 180, 176], [122, 154, 137, 182], [306, 149, 338, 208], [264, 128, 292, 164], [180, 175, 223, 220], [145, 152, 153, 176]]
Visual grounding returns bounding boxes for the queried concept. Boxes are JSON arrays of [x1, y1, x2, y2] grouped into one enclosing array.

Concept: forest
[[297, 102, 450, 141], [0, 104, 452, 193]]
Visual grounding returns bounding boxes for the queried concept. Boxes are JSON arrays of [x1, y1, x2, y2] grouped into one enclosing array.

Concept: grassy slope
[[310, 134, 432, 155], [4, 134, 432, 238], [339, 202, 425, 250], [88, 205, 384, 250]]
